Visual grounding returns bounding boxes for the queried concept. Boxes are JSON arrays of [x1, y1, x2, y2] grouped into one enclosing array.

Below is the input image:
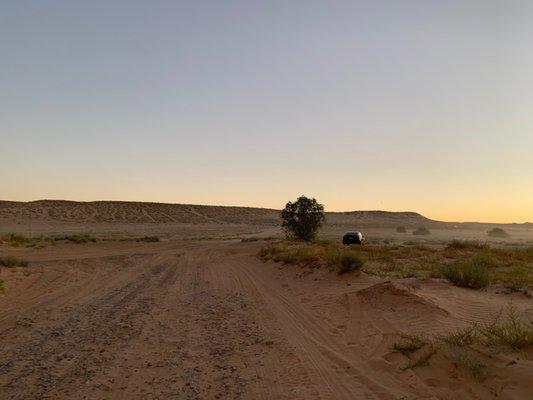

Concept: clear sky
[[1, 1, 532, 223]]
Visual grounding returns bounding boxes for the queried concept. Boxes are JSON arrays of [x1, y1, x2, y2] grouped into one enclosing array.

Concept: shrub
[[393, 333, 427, 355], [403, 345, 438, 370], [497, 267, 531, 292], [136, 236, 160, 242], [449, 350, 487, 380], [281, 196, 325, 241], [0, 256, 29, 268], [281, 247, 319, 264], [487, 227, 509, 238], [412, 227, 430, 236], [258, 243, 285, 261], [242, 237, 276, 243], [337, 252, 364, 275], [441, 256, 492, 289], [1, 233, 32, 246], [396, 226, 407, 233], [446, 240, 489, 251], [480, 306, 533, 349], [471, 252, 499, 269], [53, 234, 97, 244], [241, 237, 260, 242], [439, 325, 478, 347]]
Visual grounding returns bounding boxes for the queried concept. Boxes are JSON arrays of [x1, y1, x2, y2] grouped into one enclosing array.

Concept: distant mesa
[[0, 200, 528, 229]]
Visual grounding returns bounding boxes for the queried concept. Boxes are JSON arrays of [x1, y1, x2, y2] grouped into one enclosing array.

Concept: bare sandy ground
[[1, 240, 532, 400]]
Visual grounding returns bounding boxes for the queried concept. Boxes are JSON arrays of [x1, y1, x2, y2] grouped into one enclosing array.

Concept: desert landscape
[[3, 1, 532, 398], [1, 200, 532, 400]]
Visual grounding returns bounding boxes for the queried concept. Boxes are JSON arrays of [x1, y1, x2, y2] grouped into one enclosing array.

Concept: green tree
[[281, 196, 325, 241]]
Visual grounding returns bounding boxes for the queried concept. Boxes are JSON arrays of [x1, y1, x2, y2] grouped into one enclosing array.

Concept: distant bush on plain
[[487, 227, 509, 238], [52, 234, 97, 244], [446, 240, 489, 251], [412, 227, 430, 236], [0, 256, 29, 268], [0, 233, 32, 246], [136, 236, 160, 242]]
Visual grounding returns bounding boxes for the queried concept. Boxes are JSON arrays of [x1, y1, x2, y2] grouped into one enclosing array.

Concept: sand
[[1, 239, 532, 400]]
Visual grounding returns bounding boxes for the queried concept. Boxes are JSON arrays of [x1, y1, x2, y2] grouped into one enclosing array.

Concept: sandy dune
[[0, 200, 280, 225], [1, 240, 531, 399], [3, 200, 533, 245]]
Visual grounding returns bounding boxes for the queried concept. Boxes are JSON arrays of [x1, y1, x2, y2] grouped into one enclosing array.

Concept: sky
[[1, 1, 532, 223]]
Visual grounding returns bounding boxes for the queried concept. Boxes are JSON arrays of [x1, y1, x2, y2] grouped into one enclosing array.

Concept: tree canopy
[[281, 196, 325, 241]]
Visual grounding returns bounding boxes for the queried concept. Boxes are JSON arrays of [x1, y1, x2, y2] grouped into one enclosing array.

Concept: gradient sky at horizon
[[1, 1, 532, 223]]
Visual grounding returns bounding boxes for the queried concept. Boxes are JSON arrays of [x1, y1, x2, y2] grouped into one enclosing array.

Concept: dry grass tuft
[[136, 236, 160, 242], [0, 233, 32, 246], [393, 333, 428, 355], [480, 306, 533, 349], [402, 345, 438, 370], [259, 241, 365, 273], [441, 254, 494, 289], [393, 305, 532, 373], [438, 325, 478, 347], [446, 240, 489, 251], [488, 227, 509, 238], [0, 256, 29, 268], [412, 227, 430, 236], [449, 349, 487, 380]]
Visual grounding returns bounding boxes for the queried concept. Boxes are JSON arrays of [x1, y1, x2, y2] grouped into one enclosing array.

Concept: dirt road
[[1, 241, 532, 400]]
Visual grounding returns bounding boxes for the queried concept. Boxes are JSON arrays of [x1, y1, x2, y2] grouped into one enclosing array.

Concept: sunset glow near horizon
[[2, 1, 532, 223]]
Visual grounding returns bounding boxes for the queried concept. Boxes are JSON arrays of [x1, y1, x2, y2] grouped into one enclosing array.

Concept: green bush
[[241, 237, 260, 242], [439, 325, 478, 347], [487, 227, 509, 238], [446, 240, 489, 251], [1, 233, 32, 246], [276, 247, 319, 264], [412, 227, 430, 236], [442, 256, 492, 289], [281, 196, 325, 241], [337, 252, 364, 275], [0, 256, 29, 268], [136, 236, 160, 242], [497, 267, 531, 292], [481, 307, 533, 349], [53, 234, 97, 244], [393, 333, 427, 355]]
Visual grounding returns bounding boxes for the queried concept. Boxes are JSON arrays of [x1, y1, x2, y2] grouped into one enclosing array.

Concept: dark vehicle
[[342, 231, 364, 245]]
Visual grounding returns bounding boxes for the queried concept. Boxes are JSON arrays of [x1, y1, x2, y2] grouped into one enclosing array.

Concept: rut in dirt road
[[0, 244, 311, 400]]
